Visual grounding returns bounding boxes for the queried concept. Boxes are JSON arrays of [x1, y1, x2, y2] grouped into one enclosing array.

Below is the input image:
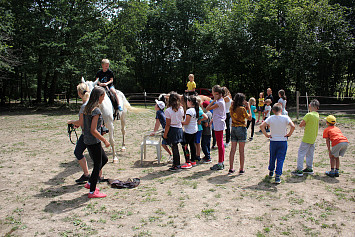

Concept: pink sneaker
[[84, 183, 99, 191], [88, 190, 107, 198], [181, 163, 192, 169]]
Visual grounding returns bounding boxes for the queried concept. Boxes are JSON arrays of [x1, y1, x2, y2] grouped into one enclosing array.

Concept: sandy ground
[[0, 105, 354, 237]]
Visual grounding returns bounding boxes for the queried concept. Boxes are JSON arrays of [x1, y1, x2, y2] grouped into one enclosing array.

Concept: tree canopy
[[1, 0, 354, 105]]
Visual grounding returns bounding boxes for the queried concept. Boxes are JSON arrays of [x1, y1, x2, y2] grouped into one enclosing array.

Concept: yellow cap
[[325, 115, 336, 124]]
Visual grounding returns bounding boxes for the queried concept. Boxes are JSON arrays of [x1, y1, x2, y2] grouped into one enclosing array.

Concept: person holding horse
[[96, 59, 122, 112], [83, 86, 110, 198], [67, 83, 105, 184]]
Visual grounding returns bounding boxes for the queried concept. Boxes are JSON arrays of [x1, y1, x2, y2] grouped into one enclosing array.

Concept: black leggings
[[225, 112, 231, 143], [182, 133, 197, 162], [86, 142, 108, 192], [172, 143, 181, 167], [246, 118, 256, 138]]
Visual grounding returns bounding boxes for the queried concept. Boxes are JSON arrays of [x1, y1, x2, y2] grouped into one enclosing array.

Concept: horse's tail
[[117, 90, 147, 113]]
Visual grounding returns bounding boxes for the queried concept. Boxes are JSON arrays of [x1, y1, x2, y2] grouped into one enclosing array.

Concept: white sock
[[89, 191, 94, 194]]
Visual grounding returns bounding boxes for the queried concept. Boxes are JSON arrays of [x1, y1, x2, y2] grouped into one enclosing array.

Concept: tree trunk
[[48, 71, 58, 104], [36, 55, 43, 103], [44, 71, 49, 103]]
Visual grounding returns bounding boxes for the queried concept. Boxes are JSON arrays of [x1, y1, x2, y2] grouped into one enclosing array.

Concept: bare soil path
[[0, 107, 354, 237]]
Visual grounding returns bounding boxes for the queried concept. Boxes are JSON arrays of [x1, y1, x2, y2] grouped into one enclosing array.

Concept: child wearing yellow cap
[[323, 115, 349, 177]]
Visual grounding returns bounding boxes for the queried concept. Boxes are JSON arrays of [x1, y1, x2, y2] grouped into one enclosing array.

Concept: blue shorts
[[195, 130, 202, 144], [231, 126, 247, 142]]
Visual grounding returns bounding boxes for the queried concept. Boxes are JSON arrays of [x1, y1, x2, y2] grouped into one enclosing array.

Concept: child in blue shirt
[[246, 97, 257, 141], [151, 99, 173, 162]]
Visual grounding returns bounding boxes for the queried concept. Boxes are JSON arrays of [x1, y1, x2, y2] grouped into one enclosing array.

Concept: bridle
[[67, 124, 78, 145]]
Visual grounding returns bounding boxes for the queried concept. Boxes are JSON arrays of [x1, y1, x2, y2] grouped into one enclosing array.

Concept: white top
[[165, 106, 184, 128], [264, 105, 271, 118], [225, 96, 232, 113], [212, 98, 226, 131], [265, 115, 292, 141], [184, 108, 198, 134], [278, 98, 288, 115]]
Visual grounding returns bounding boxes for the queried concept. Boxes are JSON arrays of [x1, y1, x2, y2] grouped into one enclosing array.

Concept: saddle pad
[[108, 178, 140, 189]]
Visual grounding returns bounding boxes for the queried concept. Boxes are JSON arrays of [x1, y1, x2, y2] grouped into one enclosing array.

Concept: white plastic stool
[[141, 130, 163, 165]]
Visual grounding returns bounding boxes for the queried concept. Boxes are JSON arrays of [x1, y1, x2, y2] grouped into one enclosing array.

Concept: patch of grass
[[201, 208, 216, 220], [134, 230, 152, 236], [155, 209, 166, 215], [288, 197, 304, 205]]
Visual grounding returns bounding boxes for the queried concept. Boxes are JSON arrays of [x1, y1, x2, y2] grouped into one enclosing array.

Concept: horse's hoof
[[121, 147, 126, 152], [113, 157, 119, 163]]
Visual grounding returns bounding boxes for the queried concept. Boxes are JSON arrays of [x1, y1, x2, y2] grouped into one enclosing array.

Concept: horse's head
[[81, 77, 99, 92]]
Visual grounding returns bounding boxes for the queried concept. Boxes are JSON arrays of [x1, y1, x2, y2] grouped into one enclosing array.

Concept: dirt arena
[[0, 105, 354, 236]]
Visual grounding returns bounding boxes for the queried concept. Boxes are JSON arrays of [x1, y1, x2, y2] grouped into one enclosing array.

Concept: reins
[[67, 124, 78, 145]]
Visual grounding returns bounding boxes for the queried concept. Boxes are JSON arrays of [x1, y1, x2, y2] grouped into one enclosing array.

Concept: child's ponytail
[[187, 95, 199, 117], [278, 89, 287, 100]]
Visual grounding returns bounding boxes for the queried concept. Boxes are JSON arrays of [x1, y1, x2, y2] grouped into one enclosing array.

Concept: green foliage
[[1, 0, 354, 104]]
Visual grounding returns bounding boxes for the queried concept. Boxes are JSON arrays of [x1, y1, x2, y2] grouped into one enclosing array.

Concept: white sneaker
[[224, 143, 230, 148], [167, 155, 173, 163]]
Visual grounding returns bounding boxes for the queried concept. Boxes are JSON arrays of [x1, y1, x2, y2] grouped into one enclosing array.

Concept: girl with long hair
[[228, 93, 251, 174], [82, 87, 110, 198], [163, 92, 185, 171]]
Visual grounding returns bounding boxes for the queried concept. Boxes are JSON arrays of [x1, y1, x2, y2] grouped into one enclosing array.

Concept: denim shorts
[[195, 130, 202, 144], [231, 126, 247, 142]]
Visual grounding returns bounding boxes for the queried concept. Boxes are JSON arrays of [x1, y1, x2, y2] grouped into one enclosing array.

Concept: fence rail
[[296, 91, 355, 118], [125, 92, 163, 107]]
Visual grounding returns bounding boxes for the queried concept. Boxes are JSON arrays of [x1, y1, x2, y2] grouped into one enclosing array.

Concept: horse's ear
[[93, 79, 99, 86], [81, 77, 85, 83]]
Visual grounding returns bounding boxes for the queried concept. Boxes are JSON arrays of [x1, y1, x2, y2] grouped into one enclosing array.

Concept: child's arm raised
[[206, 100, 219, 111], [244, 101, 252, 121]]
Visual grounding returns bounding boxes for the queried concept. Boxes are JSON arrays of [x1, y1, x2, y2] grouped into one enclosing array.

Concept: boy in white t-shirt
[[260, 103, 295, 184]]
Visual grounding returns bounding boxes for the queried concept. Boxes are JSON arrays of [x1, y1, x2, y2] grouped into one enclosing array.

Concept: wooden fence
[[296, 91, 355, 118], [125, 92, 163, 108]]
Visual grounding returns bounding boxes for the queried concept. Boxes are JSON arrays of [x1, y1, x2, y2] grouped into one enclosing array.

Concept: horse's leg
[[120, 110, 126, 151], [106, 120, 118, 163]]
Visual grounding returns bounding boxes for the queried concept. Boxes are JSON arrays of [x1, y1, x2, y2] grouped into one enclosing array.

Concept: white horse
[[81, 77, 132, 163]]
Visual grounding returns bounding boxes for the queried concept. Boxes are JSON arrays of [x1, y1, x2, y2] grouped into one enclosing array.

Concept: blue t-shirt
[[198, 107, 204, 131], [250, 105, 256, 119], [156, 109, 166, 129]]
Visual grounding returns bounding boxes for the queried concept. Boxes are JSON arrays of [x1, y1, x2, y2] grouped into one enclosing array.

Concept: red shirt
[[323, 126, 349, 147]]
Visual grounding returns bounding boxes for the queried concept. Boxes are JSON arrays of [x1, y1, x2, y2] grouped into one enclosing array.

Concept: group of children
[[153, 75, 349, 184], [68, 62, 350, 198]]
